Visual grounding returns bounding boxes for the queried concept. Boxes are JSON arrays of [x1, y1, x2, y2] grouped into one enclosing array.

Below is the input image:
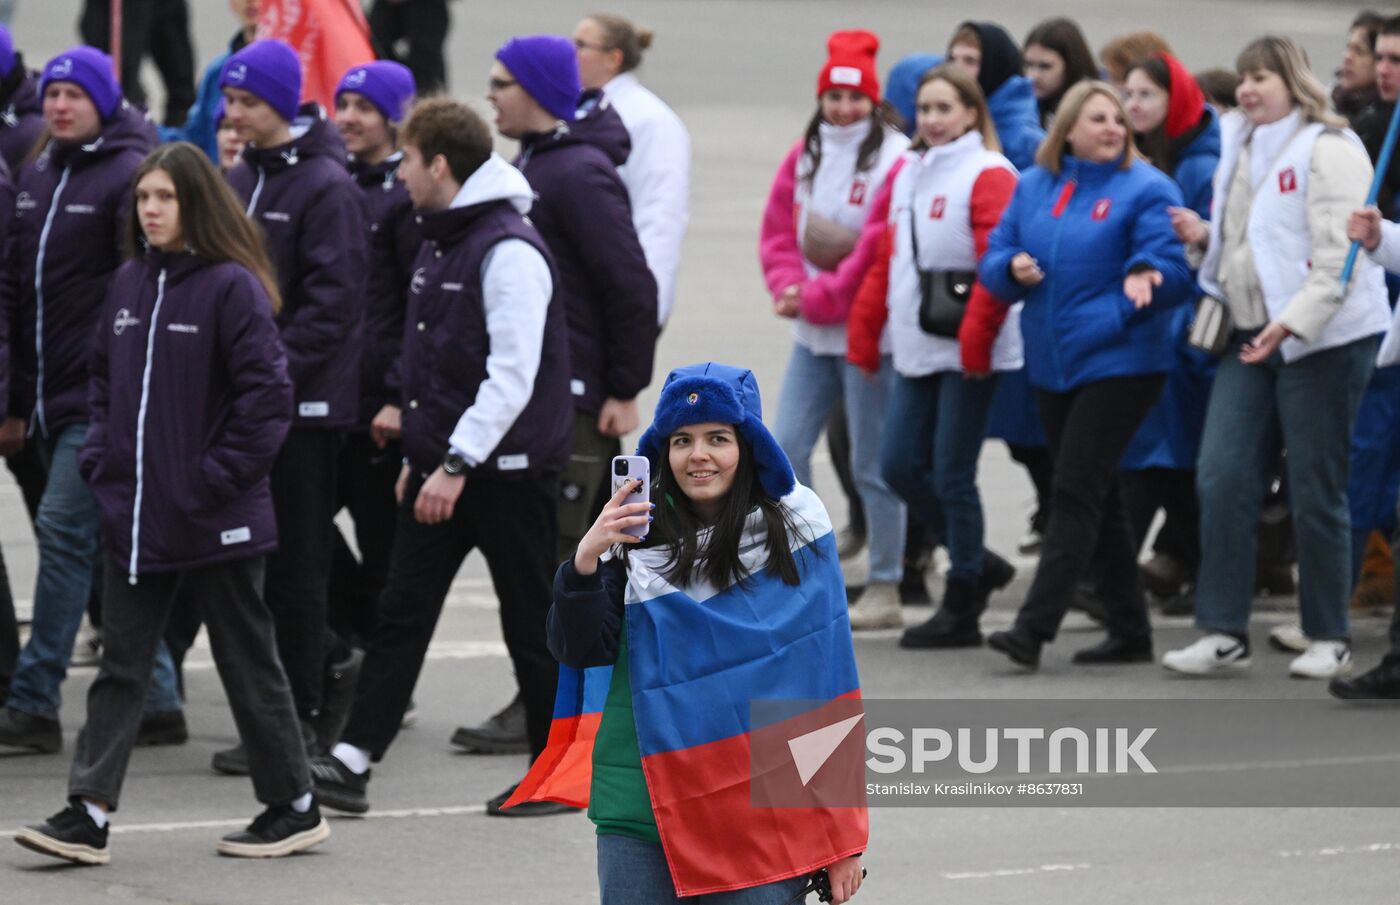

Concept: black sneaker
[[217, 802, 329, 858], [1329, 657, 1400, 700], [308, 754, 370, 814], [1072, 635, 1154, 665], [213, 720, 317, 776], [136, 710, 188, 747], [15, 802, 110, 865], [0, 705, 62, 753], [485, 782, 581, 818], [450, 694, 529, 754]]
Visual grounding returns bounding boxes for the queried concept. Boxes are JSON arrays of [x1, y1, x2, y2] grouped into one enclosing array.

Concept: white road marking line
[[0, 805, 489, 839], [180, 640, 509, 671], [1278, 842, 1400, 859], [943, 863, 1092, 880]]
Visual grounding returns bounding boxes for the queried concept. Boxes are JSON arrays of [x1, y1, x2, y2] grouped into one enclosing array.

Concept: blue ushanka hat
[[635, 363, 796, 501]]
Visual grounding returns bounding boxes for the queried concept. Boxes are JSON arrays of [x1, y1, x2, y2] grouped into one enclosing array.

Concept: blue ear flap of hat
[[737, 413, 796, 500]]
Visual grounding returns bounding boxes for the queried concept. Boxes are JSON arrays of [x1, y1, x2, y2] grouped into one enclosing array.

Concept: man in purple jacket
[[0, 48, 185, 754], [216, 39, 369, 773], [0, 25, 41, 173], [450, 33, 657, 756], [306, 97, 575, 817]]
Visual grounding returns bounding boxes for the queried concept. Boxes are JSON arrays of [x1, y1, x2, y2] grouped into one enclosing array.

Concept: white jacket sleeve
[[447, 239, 552, 467], [620, 110, 691, 327], [1368, 219, 1400, 273]]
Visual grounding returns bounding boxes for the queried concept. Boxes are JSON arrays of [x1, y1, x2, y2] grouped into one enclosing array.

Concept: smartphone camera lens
[[614, 459, 629, 477]]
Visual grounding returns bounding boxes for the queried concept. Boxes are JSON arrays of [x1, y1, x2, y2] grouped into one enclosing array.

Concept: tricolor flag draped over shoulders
[[257, 0, 375, 113], [508, 484, 868, 896]]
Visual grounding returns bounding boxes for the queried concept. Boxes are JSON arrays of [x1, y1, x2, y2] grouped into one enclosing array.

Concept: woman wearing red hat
[[1113, 52, 1222, 607], [759, 29, 909, 630]]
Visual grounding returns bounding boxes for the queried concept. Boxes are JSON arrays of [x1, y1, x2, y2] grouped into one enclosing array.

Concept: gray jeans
[[68, 556, 310, 810]]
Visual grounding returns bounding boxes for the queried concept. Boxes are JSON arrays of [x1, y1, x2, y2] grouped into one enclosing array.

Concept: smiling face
[[1235, 68, 1292, 125], [916, 78, 978, 147], [1123, 68, 1169, 135], [335, 91, 394, 162], [135, 168, 183, 252], [819, 87, 873, 128], [1024, 44, 1065, 100], [1066, 91, 1128, 163], [668, 422, 741, 522], [42, 82, 101, 144]]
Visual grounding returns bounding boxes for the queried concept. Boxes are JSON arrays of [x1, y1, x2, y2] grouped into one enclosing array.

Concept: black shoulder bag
[[910, 200, 976, 338]]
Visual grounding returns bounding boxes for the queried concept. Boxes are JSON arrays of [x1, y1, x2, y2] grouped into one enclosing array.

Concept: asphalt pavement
[[2, 1, 1398, 902]]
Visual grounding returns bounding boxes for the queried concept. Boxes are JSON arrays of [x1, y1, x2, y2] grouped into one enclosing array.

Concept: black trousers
[[1120, 467, 1201, 570], [368, 0, 450, 96], [79, 0, 196, 124], [341, 472, 559, 762], [0, 445, 46, 689], [68, 557, 309, 809], [328, 434, 401, 647], [266, 428, 342, 720], [1015, 375, 1165, 642], [1007, 442, 1055, 520]]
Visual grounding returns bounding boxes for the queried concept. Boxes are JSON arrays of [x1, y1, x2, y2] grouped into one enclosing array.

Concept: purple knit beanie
[[0, 26, 14, 79], [40, 47, 121, 120], [220, 39, 302, 123], [336, 61, 416, 125], [495, 35, 581, 121]]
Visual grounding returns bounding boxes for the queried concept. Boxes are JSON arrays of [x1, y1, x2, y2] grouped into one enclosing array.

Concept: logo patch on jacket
[[64, 204, 96, 214], [410, 268, 426, 295], [15, 191, 35, 211], [298, 402, 329, 417], [929, 196, 947, 220], [113, 309, 140, 335], [1091, 199, 1112, 221], [848, 180, 867, 206], [1278, 167, 1298, 194], [262, 211, 290, 222], [167, 323, 198, 334], [220, 527, 251, 546], [497, 454, 529, 471]]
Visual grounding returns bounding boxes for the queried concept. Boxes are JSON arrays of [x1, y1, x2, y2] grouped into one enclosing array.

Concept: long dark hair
[[800, 100, 901, 185], [1023, 18, 1098, 122], [634, 432, 803, 590], [124, 142, 282, 313], [1125, 55, 1175, 173]]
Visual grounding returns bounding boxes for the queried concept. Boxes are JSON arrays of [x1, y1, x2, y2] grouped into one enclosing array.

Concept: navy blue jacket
[[80, 251, 292, 579], [980, 156, 1193, 393], [2, 104, 156, 432], [515, 95, 657, 413], [226, 104, 367, 430], [0, 64, 42, 173], [350, 152, 419, 430]]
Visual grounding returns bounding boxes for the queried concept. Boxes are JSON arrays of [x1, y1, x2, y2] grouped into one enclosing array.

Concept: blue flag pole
[[1342, 99, 1400, 289]]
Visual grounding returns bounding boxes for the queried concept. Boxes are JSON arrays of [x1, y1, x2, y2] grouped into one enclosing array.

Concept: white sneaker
[[1162, 633, 1252, 675], [1289, 641, 1352, 679], [1268, 623, 1309, 653], [847, 582, 903, 631]]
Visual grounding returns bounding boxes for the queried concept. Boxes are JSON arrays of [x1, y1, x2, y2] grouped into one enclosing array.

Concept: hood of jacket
[[958, 22, 1021, 99], [239, 102, 347, 174], [349, 149, 403, 189], [987, 74, 1040, 135], [418, 152, 536, 244], [1173, 103, 1220, 165], [43, 102, 157, 170], [0, 62, 40, 120], [523, 90, 631, 168]]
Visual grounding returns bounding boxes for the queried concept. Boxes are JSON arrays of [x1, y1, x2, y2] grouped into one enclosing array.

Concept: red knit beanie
[[817, 29, 881, 104]]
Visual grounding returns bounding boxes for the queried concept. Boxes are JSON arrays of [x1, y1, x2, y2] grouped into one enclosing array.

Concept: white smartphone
[[612, 455, 651, 539]]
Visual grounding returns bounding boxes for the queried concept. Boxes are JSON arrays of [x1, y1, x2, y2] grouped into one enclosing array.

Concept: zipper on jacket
[[30, 165, 72, 438], [245, 167, 266, 216], [127, 268, 167, 585], [1048, 178, 1076, 389]]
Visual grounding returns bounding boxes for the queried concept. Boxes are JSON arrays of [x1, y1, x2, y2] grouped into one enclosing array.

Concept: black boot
[[1072, 634, 1153, 664], [1329, 656, 1400, 700], [901, 577, 982, 649], [979, 550, 1016, 598], [450, 694, 528, 754], [987, 627, 1042, 669]]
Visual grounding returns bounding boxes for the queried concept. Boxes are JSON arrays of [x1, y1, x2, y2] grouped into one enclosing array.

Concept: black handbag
[[909, 202, 975, 338]]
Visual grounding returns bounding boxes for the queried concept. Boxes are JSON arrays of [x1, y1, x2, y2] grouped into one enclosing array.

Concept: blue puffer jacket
[[1121, 112, 1221, 471], [987, 76, 1044, 173], [980, 155, 1193, 393]]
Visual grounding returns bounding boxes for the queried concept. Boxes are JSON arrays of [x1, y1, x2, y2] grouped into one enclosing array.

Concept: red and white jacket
[[759, 119, 907, 356], [849, 131, 1022, 376]]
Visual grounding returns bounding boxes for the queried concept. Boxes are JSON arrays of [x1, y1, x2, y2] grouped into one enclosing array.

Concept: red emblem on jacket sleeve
[[848, 180, 867, 205], [1091, 198, 1112, 220], [1278, 167, 1297, 194], [929, 196, 946, 219]]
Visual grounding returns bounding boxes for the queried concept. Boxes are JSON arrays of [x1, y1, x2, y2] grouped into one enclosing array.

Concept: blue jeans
[[773, 345, 906, 582], [7, 424, 181, 719], [880, 372, 998, 581], [597, 834, 808, 904], [1196, 336, 1377, 641]]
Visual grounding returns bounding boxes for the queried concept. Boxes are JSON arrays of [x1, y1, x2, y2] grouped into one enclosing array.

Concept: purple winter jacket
[[1, 103, 156, 433], [515, 93, 657, 414], [349, 151, 419, 430], [0, 64, 43, 173], [80, 251, 293, 581], [226, 103, 367, 430]]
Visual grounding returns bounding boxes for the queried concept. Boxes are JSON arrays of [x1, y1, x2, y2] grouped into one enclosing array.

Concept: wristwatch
[[442, 452, 467, 476]]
